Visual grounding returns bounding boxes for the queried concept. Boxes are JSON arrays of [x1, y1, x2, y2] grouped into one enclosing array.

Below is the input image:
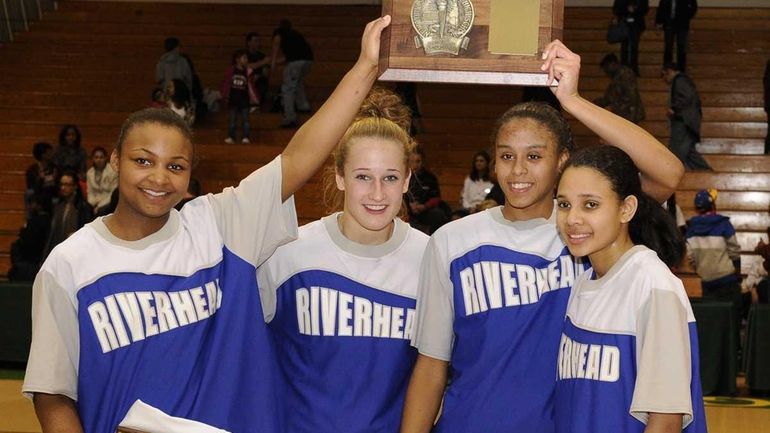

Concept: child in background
[[165, 79, 195, 126], [555, 145, 706, 433], [23, 16, 391, 433], [149, 87, 166, 108], [86, 146, 118, 215], [686, 189, 742, 308], [222, 49, 255, 144]]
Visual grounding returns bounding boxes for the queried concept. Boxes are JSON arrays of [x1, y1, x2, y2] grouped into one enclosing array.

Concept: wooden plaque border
[[378, 0, 564, 86]]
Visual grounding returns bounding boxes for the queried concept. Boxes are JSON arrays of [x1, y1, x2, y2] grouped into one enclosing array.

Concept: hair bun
[[356, 86, 412, 133]]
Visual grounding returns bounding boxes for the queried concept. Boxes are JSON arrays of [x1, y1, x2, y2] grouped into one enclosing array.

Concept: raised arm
[[541, 40, 684, 203], [280, 16, 391, 201]]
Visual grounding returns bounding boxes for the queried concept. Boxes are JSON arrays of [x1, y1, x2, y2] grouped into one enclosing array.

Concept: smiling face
[[336, 137, 410, 245], [495, 118, 567, 221], [556, 166, 636, 274], [110, 122, 192, 232]]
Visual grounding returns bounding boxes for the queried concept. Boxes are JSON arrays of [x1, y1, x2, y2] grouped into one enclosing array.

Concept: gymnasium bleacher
[[0, 1, 767, 291]]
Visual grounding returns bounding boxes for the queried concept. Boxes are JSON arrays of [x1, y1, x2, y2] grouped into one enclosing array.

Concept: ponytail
[[629, 192, 685, 267]]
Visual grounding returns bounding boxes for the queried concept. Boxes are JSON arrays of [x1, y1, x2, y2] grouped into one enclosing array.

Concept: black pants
[[663, 24, 689, 71], [620, 25, 642, 76]]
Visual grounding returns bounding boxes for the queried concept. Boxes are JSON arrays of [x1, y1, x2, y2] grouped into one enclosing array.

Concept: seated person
[[404, 146, 449, 234]]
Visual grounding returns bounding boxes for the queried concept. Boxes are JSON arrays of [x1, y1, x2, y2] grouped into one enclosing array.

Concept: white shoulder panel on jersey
[[434, 206, 568, 264], [42, 202, 224, 303], [567, 245, 695, 335], [263, 215, 428, 300]]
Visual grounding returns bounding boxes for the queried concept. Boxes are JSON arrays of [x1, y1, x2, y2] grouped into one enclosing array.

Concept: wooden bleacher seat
[[0, 2, 767, 287]]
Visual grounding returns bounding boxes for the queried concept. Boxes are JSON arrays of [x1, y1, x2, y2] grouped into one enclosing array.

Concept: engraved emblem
[[411, 0, 475, 56]]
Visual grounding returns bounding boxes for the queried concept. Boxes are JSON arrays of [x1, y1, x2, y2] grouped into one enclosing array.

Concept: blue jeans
[[281, 60, 312, 123], [228, 106, 250, 139]]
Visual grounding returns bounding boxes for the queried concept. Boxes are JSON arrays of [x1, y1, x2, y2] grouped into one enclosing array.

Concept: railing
[[0, 0, 57, 42]]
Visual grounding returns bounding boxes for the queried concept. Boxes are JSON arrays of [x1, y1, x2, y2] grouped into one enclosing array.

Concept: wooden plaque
[[378, 0, 564, 86]]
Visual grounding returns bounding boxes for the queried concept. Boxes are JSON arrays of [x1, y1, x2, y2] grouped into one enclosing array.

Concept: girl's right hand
[[358, 15, 392, 70]]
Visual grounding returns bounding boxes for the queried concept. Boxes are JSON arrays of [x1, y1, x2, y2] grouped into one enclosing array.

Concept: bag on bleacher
[[606, 20, 629, 44]]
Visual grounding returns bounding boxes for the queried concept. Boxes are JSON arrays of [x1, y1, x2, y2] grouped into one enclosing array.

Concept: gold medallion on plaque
[[411, 0, 475, 56]]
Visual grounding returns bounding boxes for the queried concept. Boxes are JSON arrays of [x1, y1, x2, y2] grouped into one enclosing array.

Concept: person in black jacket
[[271, 19, 314, 128], [404, 147, 450, 234], [612, 0, 648, 76], [656, 0, 698, 72], [762, 59, 770, 155], [662, 63, 711, 170], [41, 171, 94, 261]]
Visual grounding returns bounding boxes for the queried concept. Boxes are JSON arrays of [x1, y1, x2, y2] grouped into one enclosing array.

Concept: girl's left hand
[[540, 40, 581, 102]]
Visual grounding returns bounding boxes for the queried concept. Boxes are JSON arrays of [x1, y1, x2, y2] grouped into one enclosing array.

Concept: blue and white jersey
[[258, 213, 429, 433], [555, 246, 707, 433], [412, 206, 588, 433], [23, 157, 297, 433]]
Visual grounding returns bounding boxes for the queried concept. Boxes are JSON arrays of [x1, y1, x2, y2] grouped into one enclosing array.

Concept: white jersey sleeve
[[411, 234, 455, 361], [206, 155, 298, 267], [630, 286, 694, 427], [23, 269, 80, 400]]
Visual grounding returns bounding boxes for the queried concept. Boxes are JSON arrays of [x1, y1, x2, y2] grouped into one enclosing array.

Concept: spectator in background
[[753, 234, 770, 303], [656, 0, 698, 72], [662, 62, 711, 170], [86, 147, 117, 215], [42, 172, 93, 260], [222, 49, 254, 144], [460, 150, 494, 212], [272, 19, 314, 128], [8, 194, 50, 281], [166, 78, 195, 126], [25, 141, 58, 214], [246, 32, 271, 110], [612, 0, 648, 76], [149, 87, 166, 108], [686, 189, 742, 331], [762, 59, 770, 155], [155, 36, 192, 93], [404, 146, 450, 234], [95, 188, 119, 218], [180, 53, 207, 124], [53, 124, 87, 177], [595, 54, 645, 124]]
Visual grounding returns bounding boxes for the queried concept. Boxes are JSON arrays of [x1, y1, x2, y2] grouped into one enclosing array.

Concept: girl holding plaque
[[401, 40, 685, 433], [258, 88, 428, 432]]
